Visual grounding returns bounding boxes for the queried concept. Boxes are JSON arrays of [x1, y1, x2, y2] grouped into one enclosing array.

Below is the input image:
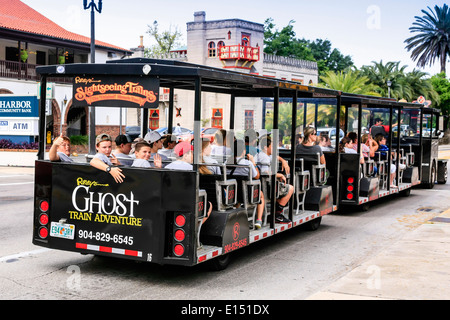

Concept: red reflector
[[347, 177, 354, 184], [175, 215, 186, 227], [174, 229, 185, 242], [347, 185, 354, 192], [174, 244, 185, 257], [347, 193, 354, 200], [40, 200, 49, 212], [39, 227, 48, 239], [39, 213, 49, 225]]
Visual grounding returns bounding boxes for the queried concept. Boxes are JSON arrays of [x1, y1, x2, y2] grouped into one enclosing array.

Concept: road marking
[[0, 175, 31, 178], [0, 182, 34, 186], [0, 248, 52, 263]]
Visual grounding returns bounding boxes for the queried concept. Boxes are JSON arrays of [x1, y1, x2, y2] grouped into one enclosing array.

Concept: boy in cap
[[145, 131, 169, 165], [165, 141, 193, 170], [90, 133, 125, 183], [113, 134, 133, 166]]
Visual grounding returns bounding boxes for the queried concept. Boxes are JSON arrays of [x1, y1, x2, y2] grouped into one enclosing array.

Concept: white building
[[142, 11, 318, 133]]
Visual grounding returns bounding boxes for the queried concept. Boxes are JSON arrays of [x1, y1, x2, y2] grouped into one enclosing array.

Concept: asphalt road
[[0, 165, 449, 301]]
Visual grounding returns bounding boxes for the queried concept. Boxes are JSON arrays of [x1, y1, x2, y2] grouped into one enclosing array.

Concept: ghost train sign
[[0, 95, 39, 141]]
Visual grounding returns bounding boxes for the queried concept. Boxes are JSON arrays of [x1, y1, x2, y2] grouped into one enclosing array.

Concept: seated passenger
[[166, 141, 211, 223], [347, 132, 370, 159], [113, 134, 133, 166], [231, 140, 274, 229], [144, 131, 169, 165], [211, 129, 232, 161], [131, 142, 162, 168], [245, 128, 259, 156], [339, 136, 364, 164], [201, 139, 221, 175], [374, 134, 405, 187], [361, 133, 378, 158], [49, 133, 73, 162], [158, 134, 177, 158], [165, 141, 194, 170], [256, 136, 294, 226], [295, 127, 325, 165], [90, 133, 125, 184], [318, 134, 333, 152]]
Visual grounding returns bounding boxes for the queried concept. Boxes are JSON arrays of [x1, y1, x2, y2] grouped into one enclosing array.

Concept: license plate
[[50, 222, 75, 240]]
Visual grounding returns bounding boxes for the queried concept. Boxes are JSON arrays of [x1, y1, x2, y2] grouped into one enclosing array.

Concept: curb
[[307, 208, 450, 300]]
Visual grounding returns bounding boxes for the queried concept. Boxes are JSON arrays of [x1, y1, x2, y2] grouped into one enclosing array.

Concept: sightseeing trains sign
[[72, 76, 159, 109]]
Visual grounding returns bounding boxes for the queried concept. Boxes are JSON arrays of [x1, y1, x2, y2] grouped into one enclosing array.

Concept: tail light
[[171, 213, 188, 258], [37, 199, 50, 239], [174, 229, 186, 242], [39, 227, 49, 239], [173, 244, 185, 257], [175, 214, 186, 227], [345, 177, 356, 201], [40, 200, 49, 212]]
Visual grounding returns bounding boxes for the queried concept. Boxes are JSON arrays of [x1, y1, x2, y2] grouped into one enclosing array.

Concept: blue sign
[[0, 96, 39, 118]]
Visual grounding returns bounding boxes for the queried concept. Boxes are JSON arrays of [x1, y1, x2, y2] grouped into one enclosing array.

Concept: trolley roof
[[36, 58, 341, 99]]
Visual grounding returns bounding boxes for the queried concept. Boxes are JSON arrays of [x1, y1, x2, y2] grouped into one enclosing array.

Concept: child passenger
[[131, 142, 162, 168], [256, 136, 294, 225], [231, 139, 267, 229], [165, 141, 212, 224], [90, 133, 125, 184], [49, 133, 73, 162], [165, 141, 194, 170]]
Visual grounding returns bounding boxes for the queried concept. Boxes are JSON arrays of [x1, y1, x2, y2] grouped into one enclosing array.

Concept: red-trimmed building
[[0, 0, 132, 144]]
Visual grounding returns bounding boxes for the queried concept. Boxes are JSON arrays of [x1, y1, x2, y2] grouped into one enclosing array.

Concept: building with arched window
[[0, 0, 132, 145], [148, 11, 319, 133]]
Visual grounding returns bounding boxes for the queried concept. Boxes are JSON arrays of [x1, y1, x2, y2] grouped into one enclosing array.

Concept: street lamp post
[[60, 95, 67, 135], [83, 0, 102, 63], [83, 0, 102, 153], [387, 80, 392, 98]]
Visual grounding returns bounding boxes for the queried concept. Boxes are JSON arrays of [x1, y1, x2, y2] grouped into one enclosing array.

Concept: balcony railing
[[219, 45, 260, 62], [0, 59, 72, 83], [0, 59, 39, 81]]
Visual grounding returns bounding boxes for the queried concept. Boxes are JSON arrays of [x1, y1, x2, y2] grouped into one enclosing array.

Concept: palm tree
[[360, 60, 407, 99], [318, 69, 380, 96], [404, 4, 450, 74]]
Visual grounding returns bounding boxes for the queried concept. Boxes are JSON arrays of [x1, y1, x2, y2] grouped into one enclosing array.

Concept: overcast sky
[[22, 0, 448, 76]]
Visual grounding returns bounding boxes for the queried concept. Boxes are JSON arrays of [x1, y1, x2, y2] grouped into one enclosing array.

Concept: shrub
[[0, 139, 38, 150], [70, 135, 88, 145]]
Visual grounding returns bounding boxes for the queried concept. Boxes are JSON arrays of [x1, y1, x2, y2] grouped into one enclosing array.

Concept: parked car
[[201, 127, 220, 143], [155, 127, 193, 141], [316, 127, 344, 146], [125, 126, 141, 140]]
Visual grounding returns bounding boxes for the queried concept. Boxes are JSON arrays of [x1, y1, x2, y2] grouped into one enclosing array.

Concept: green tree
[[305, 39, 354, 74], [263, 19, 353, 75], [263, 18, 314, 60], [431, 72, 450, 127], [360, 60, 438, 102], [145, 21, 183, 56], [404, 4, 450, 74], [318, 69, 380, 96]]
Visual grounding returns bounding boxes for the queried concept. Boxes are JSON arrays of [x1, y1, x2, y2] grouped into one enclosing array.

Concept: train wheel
[[400, 188, 411, 197], [305, 216, 322, 231], [426, 164, 436, 189], [360, 202, 370, 211], [208, 253, 231, 271], [438, 162, 448, 184]]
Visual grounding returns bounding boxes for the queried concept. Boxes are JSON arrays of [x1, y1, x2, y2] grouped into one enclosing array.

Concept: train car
[[32, 59, 340, 270]]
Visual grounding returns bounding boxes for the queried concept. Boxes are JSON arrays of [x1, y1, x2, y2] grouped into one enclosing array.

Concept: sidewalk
[[307, 208, 450, 300]]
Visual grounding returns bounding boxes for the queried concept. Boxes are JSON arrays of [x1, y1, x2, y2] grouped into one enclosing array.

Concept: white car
[[316, 127, 344, 146]]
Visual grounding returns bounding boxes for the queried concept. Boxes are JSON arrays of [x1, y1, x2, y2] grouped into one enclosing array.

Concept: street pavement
[[305, 144, 450, 300], [307, 207, 450, 300], [1, 146, 450, 300]]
